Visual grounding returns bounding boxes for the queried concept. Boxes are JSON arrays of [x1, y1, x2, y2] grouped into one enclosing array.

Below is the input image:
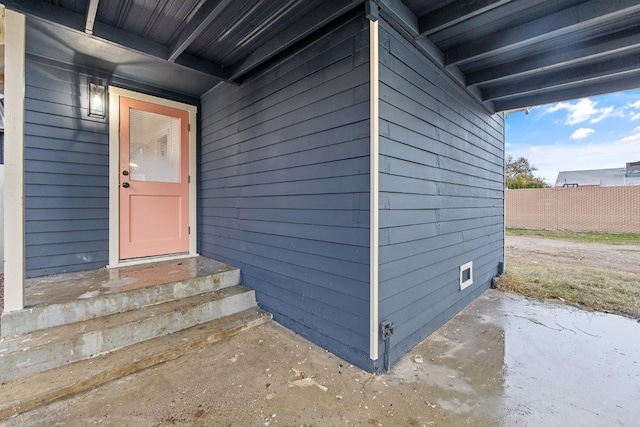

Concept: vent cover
[[460, 261, 473, 290]]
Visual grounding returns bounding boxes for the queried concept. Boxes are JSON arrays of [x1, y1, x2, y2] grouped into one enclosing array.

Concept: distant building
[[555, 162, 640, 187]]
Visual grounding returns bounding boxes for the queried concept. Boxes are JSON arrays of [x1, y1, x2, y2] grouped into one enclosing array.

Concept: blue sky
[[505, 89, 640, 185]]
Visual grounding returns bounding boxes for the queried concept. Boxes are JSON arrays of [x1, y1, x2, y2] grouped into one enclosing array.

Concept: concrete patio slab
[[2, 289, 638, 426]]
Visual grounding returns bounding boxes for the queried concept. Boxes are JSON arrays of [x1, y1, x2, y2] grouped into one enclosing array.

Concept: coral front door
[[119, 97, 190, 259]]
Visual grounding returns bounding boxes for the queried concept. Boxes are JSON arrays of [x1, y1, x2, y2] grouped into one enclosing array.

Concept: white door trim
[[108, 87, 198, 268]]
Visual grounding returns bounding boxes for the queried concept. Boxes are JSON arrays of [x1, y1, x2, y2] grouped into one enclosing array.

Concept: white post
[[3, 9, 26, 312]]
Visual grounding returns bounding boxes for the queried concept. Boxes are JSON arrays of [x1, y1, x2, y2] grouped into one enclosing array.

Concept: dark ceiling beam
[[376, 0, 419, 37], [376, 0, 492, 112], [3, 0, 230, 81], [229, 0, 362, 80], [446, 0, 640, 66], [377, 0, 444, 63], [168, 0, 234, 63], [84, 0, 99, 35], [91, 21, 230, 80], [494, 71, 640, 112], [418, 0, 511, 36], [482, 51, 640, 101], [467, 27, 640, 86]]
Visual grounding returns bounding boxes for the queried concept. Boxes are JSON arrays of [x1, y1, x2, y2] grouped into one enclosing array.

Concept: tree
[[505, 155, 547, 189]]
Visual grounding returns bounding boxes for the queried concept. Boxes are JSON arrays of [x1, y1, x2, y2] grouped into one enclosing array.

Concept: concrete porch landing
[[25, 257, 236, 306], [2, 256, 240, 337]]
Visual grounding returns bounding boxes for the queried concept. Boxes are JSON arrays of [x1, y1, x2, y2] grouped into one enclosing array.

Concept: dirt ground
[[506, 235, 640, 274], [2, 319, 502, 427]]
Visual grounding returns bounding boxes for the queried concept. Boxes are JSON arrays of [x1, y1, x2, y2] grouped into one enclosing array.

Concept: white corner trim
[[369, 19, 380, 361], [107, 86, 198, 268], [502, 117, 506, 270], [3, 10, 26, 312]]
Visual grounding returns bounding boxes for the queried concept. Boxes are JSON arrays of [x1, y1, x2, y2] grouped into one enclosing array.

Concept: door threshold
[[108, 252, 199, 269]]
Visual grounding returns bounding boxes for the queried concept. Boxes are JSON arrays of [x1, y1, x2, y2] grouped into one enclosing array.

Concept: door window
[[129, 108, 181, 183]]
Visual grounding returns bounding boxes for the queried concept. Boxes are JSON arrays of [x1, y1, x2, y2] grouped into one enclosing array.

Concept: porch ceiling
[[382, 0, 640, 112], [4, 0, 640, 111]]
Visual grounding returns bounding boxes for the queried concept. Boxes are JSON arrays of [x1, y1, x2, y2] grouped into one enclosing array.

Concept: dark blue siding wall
[[199, 15, 372, 369], [24, 56, 109, 277], [377, 20, 505, 363]]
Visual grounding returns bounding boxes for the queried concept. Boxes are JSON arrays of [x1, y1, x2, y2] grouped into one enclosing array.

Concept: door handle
[[122, 182, 130, 188]]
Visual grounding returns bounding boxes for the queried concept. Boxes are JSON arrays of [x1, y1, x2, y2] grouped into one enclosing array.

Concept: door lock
[[122, 182, 130, 188], [122, 170, 129, 176]]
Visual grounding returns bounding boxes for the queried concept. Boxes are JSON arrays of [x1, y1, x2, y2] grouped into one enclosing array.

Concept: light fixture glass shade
[[88, 81, 106, 118]]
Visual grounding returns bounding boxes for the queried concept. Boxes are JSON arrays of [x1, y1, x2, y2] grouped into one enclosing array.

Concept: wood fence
[[505, 187, 640, 233]]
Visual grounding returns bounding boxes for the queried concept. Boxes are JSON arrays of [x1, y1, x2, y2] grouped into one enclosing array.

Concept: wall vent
[[460, 261, 473, 290]]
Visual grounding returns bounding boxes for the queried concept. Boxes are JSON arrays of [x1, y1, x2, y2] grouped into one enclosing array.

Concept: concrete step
[[0, 285, 256, 383], [0, 307, 272, 420], [1, 257, 240, 337]]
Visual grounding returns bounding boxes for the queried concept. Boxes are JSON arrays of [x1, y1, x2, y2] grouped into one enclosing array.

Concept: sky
[[505, 88, 640, 186]]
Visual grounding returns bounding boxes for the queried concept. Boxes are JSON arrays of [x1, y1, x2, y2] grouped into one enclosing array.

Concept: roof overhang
[[378, 0, 640, 112], [3, 0, 640, 109]]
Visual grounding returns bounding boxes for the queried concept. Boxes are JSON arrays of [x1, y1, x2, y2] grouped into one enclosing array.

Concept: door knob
[[122, 170, 129, 176], [122, 182, 130, 188]]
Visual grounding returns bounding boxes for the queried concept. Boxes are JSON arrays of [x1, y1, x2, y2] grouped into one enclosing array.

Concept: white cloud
[[631, 112, 640, 121], [547, 98, 597, 125], [629, 100, 640, 109], [621, 131, 640, 143], [508, 128, 640, 184], [590, 106, 615, 123], [546, 98, 620, 125], [571, 128, 594, 140]]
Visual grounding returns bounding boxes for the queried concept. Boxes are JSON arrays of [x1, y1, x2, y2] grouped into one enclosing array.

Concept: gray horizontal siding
[[199, 15, 372, 370], [23, 58, 109, 277], [377, 20, 505, 363]]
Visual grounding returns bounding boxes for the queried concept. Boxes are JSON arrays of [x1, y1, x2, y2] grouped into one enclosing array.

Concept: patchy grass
[[496, 256, 640, 319], [506, 228, 640, 245]]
